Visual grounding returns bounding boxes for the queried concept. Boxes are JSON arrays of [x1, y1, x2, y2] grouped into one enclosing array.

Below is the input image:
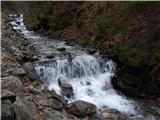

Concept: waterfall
[[35, 55, 136, 114]]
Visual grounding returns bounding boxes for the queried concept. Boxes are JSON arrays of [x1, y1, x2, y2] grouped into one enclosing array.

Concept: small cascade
[[35, 55, 136, 114], [9, 13, 40, 39]]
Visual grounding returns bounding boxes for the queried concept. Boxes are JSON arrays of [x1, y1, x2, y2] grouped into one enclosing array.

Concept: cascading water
[[35, 55, 136, 114], [9, 13, 160, 120]]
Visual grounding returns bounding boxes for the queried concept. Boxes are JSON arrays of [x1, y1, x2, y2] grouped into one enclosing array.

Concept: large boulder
[[66, 100, 97, 117], [14, 96, 38, 120], [58, 76, 74, 98], [1, 75, 24, 95]]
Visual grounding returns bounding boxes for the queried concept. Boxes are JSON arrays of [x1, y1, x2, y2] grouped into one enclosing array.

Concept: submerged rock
[[58, 76, 74, 98], [66, 100, 97, 117]]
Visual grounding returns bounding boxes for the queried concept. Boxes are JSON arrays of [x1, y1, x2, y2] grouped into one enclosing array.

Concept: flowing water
[[9, 13, 160, 120]]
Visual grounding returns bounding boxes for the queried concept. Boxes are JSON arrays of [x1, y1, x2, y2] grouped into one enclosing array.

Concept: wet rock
[[14, 96, 38, 120], [1, 100, 16, 120], [44, 108, 67, 120], [58, 76, 74, 98], [1, 89, 16, 102], [103, 80, 112, 90], [2, 75, 24, 95], [86, 81, 91, 86], [23, 62, 38, 80], [12, 67, 26, 76], [66, 100, 97, 117], [57, 47, 66, 52], [87, 89, 94, 96]]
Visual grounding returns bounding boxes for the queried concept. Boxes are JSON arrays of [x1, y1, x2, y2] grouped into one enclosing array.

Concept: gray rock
[[23, 62, 38, 80], [1, 100, 16, 120], [2, 75, 24, 95], [51, 92, 68, 106], [66, 100, 97, 117], [23, 62, 36, 73], [29, 83, 45, 94], [58, 76, 74, 98], [39, 98, 63, 110], [44, 108, 67, 120], [12, 67, 26, 76], [14, 96, 38, 120], [14, 104, 35, 120]]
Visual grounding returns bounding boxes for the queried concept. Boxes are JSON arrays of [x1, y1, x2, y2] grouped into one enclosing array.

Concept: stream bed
[[9, 13, 160, 120]]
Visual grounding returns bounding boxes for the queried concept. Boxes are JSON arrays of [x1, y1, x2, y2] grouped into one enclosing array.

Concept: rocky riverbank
[[1, 12, 99, 120]]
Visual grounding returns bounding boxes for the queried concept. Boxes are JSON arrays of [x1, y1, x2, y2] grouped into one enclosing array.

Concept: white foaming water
[[9, 13, 40, 39], [10, 13, 136, 115], [35, 55, 136, 114]]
